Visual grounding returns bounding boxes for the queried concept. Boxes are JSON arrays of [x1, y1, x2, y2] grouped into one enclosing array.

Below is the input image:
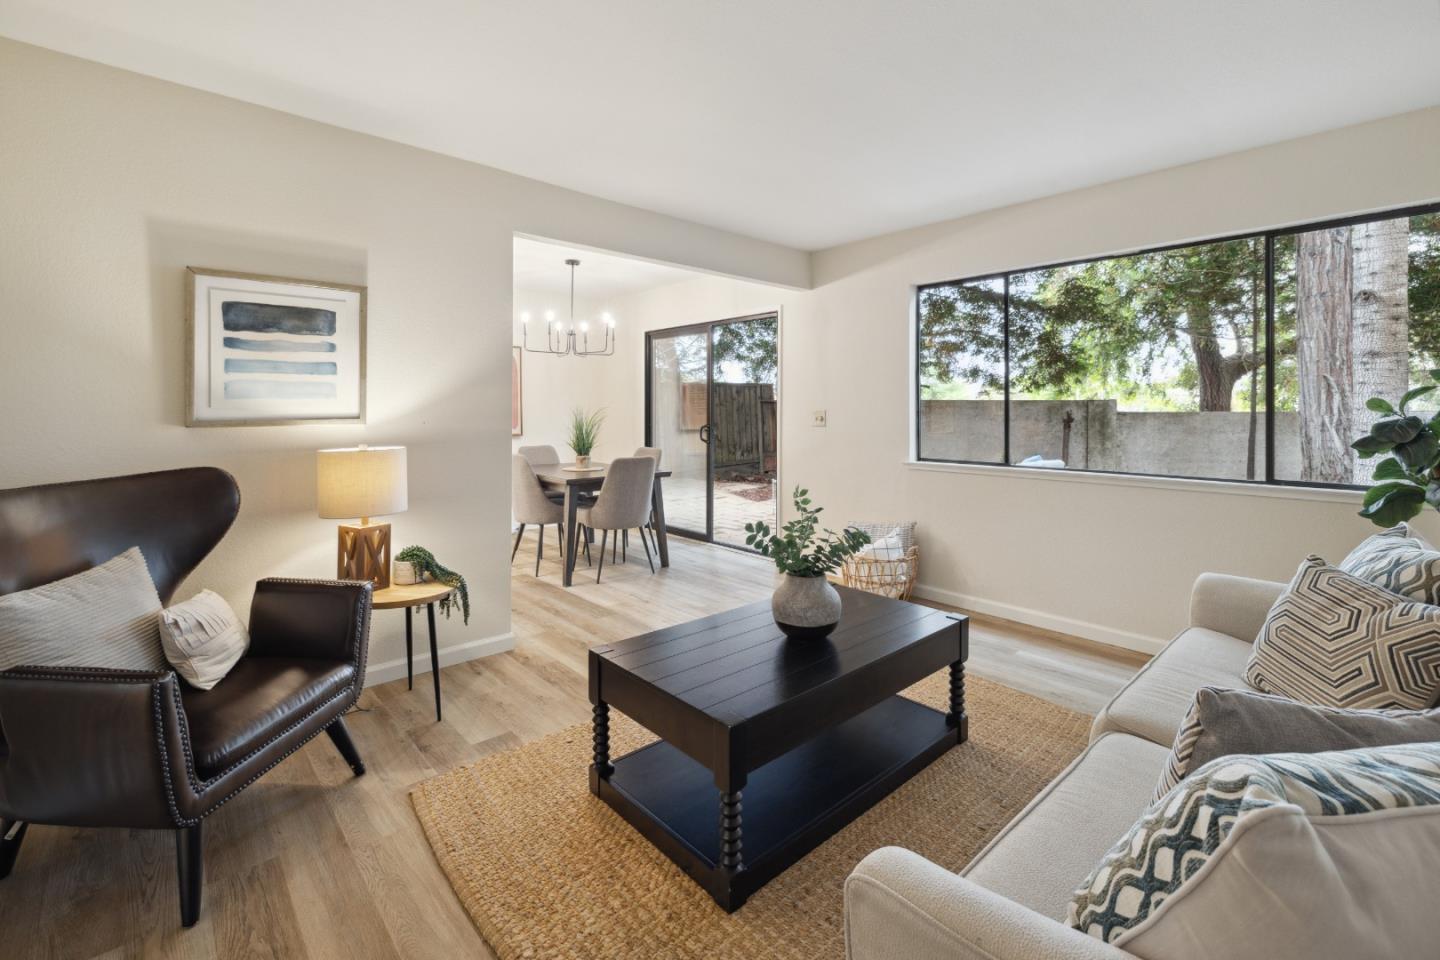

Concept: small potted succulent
[[393, 546, 470, 623], [568, 407, 605, 469], [745, 487, 870, 639]]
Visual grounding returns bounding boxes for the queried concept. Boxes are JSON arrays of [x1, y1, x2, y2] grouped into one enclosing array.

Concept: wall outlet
[[812, 410, 827, 427]]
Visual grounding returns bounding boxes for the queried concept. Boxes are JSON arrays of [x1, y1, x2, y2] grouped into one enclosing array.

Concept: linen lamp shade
[[317, 446, 408, 521], [317, 445, 407, 588]]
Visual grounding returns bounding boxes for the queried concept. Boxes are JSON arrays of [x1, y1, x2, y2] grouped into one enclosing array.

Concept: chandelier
[[521, 258, 616, 357]]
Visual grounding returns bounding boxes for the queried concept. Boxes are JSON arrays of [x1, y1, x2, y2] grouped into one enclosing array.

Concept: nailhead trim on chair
[[156, 579, 374, 826]]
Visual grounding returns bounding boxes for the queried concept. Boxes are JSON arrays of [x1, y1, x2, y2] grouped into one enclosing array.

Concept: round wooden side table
[[371, 582, 455, 722]]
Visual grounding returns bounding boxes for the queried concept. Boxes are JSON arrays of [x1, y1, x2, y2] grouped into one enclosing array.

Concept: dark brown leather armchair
[[0, 467, 373, 926]]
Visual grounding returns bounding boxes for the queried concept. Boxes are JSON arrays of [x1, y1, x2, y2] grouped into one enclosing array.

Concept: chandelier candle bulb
[[521, 258, 617, 357]]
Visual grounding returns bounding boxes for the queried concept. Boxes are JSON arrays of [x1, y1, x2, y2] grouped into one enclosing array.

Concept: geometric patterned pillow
[[1068, 742, 1440, 946], [1244, 556, 1440, 710], [1340, 522, 1440, 605]]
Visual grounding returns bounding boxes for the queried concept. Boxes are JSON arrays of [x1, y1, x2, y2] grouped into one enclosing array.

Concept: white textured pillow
[[860, 529, 905, 562], [0, 546, 166, 672], [159, 589, 249, 690]]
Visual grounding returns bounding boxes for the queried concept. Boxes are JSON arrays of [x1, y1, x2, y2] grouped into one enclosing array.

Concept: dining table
[[532, 461, 673, 587]]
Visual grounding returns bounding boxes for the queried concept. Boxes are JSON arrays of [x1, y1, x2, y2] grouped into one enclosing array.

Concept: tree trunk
[[1188, 307, 1237, 412], [1350, 218, 1411, 484], [1295, 228, 1354, 484]]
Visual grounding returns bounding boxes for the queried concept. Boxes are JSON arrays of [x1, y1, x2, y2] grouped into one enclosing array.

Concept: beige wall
[[0, 39, 807, 683], [802, 106, 1440, 651]]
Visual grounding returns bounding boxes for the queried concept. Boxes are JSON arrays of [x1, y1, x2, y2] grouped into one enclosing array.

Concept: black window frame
[[914, 200, 1440, 491]]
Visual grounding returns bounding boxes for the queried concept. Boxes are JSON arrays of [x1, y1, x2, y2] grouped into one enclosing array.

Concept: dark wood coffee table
[[588, 585, 968, 911]]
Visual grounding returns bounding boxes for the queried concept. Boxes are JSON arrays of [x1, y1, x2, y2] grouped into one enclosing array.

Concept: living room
[[3, 3, 1440, 958]]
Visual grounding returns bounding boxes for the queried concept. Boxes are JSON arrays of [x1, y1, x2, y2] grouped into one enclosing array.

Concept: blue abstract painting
[[189, 270, 364, 425]]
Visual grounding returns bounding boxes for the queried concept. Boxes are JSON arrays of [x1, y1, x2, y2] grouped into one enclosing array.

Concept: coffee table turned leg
[[719, 790, 743, 872], [949, 660, 969, 742], [590, 701, 612, 793]]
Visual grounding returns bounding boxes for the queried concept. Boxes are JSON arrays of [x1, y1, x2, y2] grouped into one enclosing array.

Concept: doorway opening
[[645, 313, 779, 548]]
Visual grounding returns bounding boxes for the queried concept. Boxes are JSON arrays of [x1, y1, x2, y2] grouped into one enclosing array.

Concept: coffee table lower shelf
[[592, 694, 961, 911]]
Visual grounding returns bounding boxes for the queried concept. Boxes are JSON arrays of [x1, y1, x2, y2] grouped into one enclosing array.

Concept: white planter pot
[[393, 560, 423, 585], [772, 573, 842, 640]]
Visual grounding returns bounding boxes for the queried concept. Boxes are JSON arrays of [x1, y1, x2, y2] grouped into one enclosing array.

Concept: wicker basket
[[840, 546, 919, 600]]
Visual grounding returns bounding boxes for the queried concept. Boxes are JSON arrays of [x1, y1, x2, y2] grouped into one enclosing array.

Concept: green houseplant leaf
[[748, 487, 869, 577], [568, 408, 605, 457], [1371, 457, 1411, 482], [1371, 415, 1425, 445], [1399, 385, 1438, 413], [1359, 484, 1427, 527]]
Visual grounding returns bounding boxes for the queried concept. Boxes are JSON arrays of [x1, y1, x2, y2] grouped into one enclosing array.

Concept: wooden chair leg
[[176, 822, 203, 928], [583, 526, 592, 566], [597, 530, 609, 584], [535, 523, 545, 577], [0, 819, 27, 880], [325, 716, 366, 776], [510, 523, 526, 562]]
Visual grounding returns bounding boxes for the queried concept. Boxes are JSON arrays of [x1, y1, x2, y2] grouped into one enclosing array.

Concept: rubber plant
[[744, 487, 871, 576], [1352, 373, 1440, 527], [393, 545, 470, 624]]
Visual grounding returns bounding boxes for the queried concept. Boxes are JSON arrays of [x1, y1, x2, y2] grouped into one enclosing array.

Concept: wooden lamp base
[[337, 521, 392, 588]]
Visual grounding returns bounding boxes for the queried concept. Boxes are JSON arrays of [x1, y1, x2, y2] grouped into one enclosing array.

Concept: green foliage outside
[[920, 213, 1440, 417]]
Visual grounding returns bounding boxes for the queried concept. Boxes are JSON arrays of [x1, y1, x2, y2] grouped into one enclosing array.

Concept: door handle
[[699, 424, 710, 444]]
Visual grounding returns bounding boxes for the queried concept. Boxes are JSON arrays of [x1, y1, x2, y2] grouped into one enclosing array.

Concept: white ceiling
[[4, 1, 1439, 250], [513, 237, 700, 301]]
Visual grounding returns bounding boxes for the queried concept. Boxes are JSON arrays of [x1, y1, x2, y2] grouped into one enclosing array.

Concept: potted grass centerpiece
[[569, 407, 605, 469], [745, 487, 870, 640]]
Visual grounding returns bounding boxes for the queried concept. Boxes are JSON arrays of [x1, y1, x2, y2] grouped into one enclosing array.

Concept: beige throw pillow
[[0, 546, 166, 672], [159, 589, 250, 690]]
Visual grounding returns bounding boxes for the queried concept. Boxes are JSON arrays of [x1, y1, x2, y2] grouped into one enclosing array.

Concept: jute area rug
[[411, 673, 1089, 960]]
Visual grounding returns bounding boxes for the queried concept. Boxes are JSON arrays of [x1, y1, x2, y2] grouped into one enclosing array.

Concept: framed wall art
[[186, 267, 366, 426]]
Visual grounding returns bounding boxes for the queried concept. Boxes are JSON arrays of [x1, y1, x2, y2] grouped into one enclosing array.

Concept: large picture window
[[916, 204, 1440, 487]]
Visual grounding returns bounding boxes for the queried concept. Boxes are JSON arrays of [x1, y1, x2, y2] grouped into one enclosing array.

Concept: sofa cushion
[[963, 732, 1169, 920], [1245, 556, 1440, 710], [180, 657, 355, 778], [1340, 522, 1440, 604], [1089, 627, 1253, 746], [1153, 685, 1440, 799], [1068, 743, 1440, 959]]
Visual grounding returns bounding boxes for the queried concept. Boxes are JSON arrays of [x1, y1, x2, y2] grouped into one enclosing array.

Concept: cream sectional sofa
[[844, 573, 1287, 960]]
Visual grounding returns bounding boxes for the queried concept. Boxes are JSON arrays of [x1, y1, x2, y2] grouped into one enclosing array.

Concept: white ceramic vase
[[772, 573, 842, 640]]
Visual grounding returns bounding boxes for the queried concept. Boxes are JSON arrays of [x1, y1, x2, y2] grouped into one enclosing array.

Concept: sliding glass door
[[646, 313, 779, 547]]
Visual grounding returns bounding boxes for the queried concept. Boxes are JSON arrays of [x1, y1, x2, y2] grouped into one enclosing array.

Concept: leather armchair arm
[[0, 666, 191, 829], [247, 578, 372, 671]]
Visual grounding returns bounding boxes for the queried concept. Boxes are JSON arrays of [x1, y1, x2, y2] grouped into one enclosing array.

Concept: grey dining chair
[[517, 445, 560, 466], [633, 446, 663, 557], [511, 455, 565, 576], [517, 445, 565, 503], [577, 457, 656, 583]]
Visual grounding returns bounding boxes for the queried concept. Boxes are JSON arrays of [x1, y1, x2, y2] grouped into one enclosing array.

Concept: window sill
[[904, 460, 1365, 506]]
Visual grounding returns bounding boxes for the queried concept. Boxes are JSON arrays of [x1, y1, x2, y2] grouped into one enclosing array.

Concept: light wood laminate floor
[[1, 533, 1147, 959]]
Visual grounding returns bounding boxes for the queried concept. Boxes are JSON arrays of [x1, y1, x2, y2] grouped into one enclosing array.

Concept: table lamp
[[317, 444, 408, 589]]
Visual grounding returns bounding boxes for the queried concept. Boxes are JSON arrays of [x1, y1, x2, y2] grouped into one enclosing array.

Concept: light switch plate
[[812, 410, 827, 427]]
